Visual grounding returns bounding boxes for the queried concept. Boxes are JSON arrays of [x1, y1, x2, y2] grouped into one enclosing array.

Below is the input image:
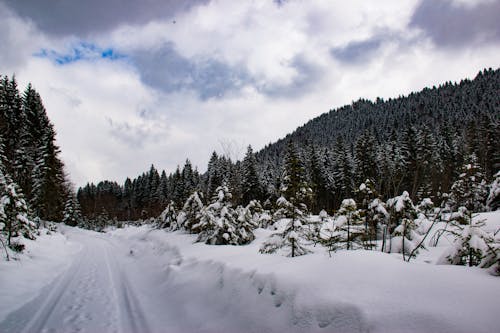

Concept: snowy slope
[[0, 212, 498, 333]]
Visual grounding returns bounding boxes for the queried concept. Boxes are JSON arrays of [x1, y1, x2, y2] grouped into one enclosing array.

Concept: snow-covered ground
[[0, 212, 499, 333]]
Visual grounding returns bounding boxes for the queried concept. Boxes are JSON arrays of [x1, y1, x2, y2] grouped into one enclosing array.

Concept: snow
[[477, 211, 500, 233], [0, 228, 81, 322], [0, 211, 499, 333]]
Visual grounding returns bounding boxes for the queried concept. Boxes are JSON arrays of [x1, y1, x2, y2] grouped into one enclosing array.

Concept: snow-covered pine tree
[[354, 131, 377, 187], [157, 201, 178, 230], [260, 195, 311, 257], [437, 213, 496, 268], [415, 126, 442, 201], [280, 142, 312, 207], [384, 191, 420, 260], [243, 199, 265, 227], [333, 199, 364, 251], [206, 152, 224, 199], [308, 146, 334, 212], [235, 204, 258, 244], [332, 137, 354, 203], [181, 159, 198, 205], [448, 153, 488, 214], [147, 164, 160, 214], [356, 179, 380, 249], [62, 193, 83, 227], [195, 184, 242, 245], [241, 145, 263, 205], [261, 142, 313, 257], [309, 209, 329, 245], [180, 191, 204, 233], [368, 197, 389, 248], [0, 168, 36, 251]]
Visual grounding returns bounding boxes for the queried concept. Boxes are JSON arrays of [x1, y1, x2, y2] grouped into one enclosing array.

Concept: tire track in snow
[[0, 233, 121, 333], [4, 250, 87, 332], [103, 239, 151, 333]]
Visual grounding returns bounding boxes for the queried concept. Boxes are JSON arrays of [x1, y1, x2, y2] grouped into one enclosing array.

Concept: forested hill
[[77, 68, 499, 221], [255, 68, 499, 208]]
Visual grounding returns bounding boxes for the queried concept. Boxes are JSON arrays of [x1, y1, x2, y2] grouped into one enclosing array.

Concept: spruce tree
[[260, 195, 311, 257], [206, 152, 223, 198], [309, 146, 334, 212], [0, 168, 36, 249], [241, 145, 263, 205], [261, 142, 313, 257], [356, 179, 380, 249], [195, 184, 243, 245], [384, 191, 420, 259], [437, 213, 496, 267], [334, 199, 364, 251], [62, 193, 83, 227], [449, 153, 488, 213], [157, 201, 178, 230], [180, 191, 204, 233]]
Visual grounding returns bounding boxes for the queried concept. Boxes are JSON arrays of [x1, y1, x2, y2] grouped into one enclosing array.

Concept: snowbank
[[109, 213, 500, 333], [0, 227, 81, 322]]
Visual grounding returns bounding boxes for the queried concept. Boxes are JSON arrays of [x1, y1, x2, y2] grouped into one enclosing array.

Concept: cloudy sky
[[1, 0, 499, 187]]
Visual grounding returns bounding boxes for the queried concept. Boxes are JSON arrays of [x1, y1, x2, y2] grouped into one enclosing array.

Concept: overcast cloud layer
[[0, 0, 499, 187]]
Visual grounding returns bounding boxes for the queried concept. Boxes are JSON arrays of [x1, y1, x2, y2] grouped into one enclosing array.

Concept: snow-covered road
[[0, 231, 151, 333], [1, 220, 498, 333], [2, 227, 367, 333]]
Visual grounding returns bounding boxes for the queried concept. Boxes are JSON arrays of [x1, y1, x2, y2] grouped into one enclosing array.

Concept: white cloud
[[450, 0, 496, 8], [1, 0, 499, 188]]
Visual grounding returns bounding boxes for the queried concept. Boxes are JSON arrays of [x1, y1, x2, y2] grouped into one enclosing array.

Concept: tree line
[[1, 75, 69, 255], [78, 68, 499, 221], [108, 141, 498, 274]]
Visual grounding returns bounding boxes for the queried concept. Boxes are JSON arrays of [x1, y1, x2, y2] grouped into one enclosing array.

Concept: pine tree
[[309, 146, 334, 212], [180, 191, 204, 233], [356, 180, 380, 249], [437, 213, 496, 267], [195, 184, 245, 245], [171, 167, 184, 208], [332, 137, 354, 203], [235, 203, 259, 244], [206, 152, 223, 198], [147, 165, 160, 214], [281, 142, 312, 207], [308, 209, 329, 245], [415, 126, 441, 201], [62, 193, 83, 227], [334, 199, 364, 251], [182, 159, 197, 204], [0, 168, 36, 250], [241, 145, 263, 205], [260, 142, 313, 257], [384, 191, 420, 259], [157, 201, 178, 230], [354, 131, 377, 186], [449, 153, 488, 213], [260, 195, 311, 257]]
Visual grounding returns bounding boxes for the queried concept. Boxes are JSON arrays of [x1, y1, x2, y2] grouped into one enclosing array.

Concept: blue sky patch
[[35, 41, 126, 65]]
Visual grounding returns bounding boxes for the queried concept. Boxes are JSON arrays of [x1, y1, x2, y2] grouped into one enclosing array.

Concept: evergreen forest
[[76, 68, 499, 221]]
